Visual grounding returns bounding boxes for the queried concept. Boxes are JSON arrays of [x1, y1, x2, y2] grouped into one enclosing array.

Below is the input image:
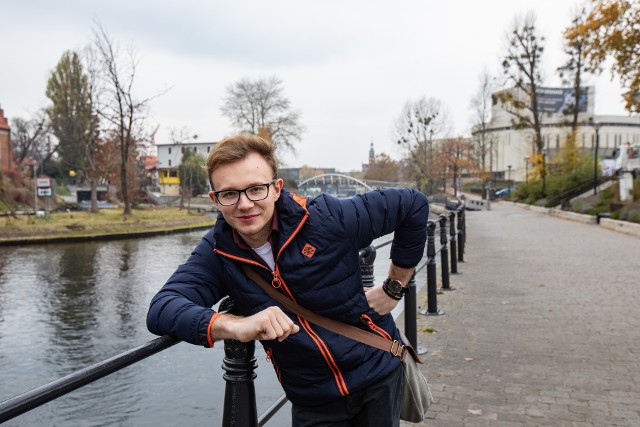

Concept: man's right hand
[[211, 306, 300, 343]]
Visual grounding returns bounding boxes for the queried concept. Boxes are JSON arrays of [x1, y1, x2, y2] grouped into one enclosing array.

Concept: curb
[[0, 222, 214, 246], [499, 200, 640, 237]]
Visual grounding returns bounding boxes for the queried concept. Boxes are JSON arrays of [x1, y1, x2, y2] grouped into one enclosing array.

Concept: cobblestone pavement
[[404, 202, 640, 427]]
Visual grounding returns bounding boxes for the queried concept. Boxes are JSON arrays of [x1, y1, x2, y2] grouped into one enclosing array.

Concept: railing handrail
[[0, 335, 179, 424], [0, 200, 466, 426]]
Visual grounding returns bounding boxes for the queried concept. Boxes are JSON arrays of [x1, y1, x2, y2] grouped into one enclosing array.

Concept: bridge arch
[[295, 173, 411, 197]]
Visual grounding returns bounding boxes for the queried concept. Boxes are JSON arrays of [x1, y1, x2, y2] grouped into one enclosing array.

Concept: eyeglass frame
[[212, 179, 278, 206]]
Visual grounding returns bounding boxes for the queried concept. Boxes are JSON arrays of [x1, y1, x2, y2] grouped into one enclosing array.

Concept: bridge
[[296, 173, 413, 197]]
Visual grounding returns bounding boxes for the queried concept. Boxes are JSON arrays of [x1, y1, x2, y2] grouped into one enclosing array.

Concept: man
[[147, 134, 428, 426]]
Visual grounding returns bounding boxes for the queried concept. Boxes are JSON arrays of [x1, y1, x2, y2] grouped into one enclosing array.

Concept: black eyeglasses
[[213, 180, 276, 206]]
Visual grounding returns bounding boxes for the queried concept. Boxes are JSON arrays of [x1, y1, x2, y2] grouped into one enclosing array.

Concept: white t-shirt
[[253, 241, 275, 270]]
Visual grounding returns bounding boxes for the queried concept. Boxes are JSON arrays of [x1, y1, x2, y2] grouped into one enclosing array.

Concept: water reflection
[[0, 231, 293, 426], [40, 244, 99, 368]]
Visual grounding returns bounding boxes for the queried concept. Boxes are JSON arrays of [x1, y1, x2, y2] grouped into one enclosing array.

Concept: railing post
[[439, 215, 453, 291], [457, 205, 465, 262], [422, 221, 444, 316], [359, 245, 377, 289], [449, 210, 458, 274], [220, 298, 258, 427], [404, 272, 417, 349]]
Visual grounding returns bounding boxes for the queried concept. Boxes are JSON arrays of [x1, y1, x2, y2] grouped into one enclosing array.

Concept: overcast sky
[[1, 0, 630, 171]]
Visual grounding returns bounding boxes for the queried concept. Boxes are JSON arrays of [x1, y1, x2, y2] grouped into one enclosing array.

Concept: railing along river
[[0, 201, 467, 426]]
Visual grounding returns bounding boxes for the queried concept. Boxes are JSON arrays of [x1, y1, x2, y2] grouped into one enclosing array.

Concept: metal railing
[[0, 201, 467, 426]]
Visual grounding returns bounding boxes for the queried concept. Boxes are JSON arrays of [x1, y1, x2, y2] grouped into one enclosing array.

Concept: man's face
[[208, 152, 283, 248]]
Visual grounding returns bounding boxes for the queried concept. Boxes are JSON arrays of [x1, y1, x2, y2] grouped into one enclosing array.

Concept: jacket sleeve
[[146, 230, 228, 347], [331, 188, 429, 268]]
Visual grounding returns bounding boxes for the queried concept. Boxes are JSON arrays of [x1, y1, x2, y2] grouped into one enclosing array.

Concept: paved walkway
[[406, 202, 640, 426]]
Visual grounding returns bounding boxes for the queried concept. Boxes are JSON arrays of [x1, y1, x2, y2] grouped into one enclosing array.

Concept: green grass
[[1, 206, 216, 242]]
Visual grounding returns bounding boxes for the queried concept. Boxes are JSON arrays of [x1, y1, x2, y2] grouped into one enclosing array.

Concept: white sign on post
[[37, 188, 52, 197], [36, 177, 52, 188]]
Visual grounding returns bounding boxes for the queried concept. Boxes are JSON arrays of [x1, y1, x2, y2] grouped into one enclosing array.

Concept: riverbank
[[0, 206, 216, 245]]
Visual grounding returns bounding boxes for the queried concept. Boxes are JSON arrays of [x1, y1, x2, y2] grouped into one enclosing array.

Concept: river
[[0, 229, 397, 426]]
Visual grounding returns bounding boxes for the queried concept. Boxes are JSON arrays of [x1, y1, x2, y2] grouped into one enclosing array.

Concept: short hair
[[206, 134, 278, 189]]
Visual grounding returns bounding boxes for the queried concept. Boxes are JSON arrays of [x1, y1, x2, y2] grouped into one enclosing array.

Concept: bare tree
[[81, 46, 108, 212], [92, 23, 157, 217], [469, 69, 497, 185], [437, 137, 477, 196], [10, 111, 53, 170], [221, 76, 304, 154], [497, 12, 546, 155], [168, 126, 196, 145], [394, 96, 451, 194], [558, 6, 591, 132]]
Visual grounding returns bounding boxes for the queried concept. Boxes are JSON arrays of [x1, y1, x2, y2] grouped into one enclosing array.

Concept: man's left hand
[[364, 285, 400, 315]]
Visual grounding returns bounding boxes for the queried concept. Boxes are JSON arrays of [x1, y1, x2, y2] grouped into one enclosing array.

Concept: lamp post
[[507, 165, 512, 193], [524, 156, 529, 184], [593, 124, 600, 195], [33, 163, 38, 214], [589, 117, 602, 196], [542, 150, 547, 197]]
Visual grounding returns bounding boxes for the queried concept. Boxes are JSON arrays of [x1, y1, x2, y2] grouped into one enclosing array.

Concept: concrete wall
[[503, 201, 639, 237]]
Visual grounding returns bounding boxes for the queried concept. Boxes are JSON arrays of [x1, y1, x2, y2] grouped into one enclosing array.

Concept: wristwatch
[[382, 278, 409, 300]]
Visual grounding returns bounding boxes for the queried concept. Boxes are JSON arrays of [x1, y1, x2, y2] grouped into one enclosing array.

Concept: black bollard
[[439, 215, 453, 291], [457, 205, 465, 262], [220, 298, 258, 427], [359, 245, 377, 289], [449, 211, 458, 274], [404, 272, 417, 348], [421, 221, 444, 316]]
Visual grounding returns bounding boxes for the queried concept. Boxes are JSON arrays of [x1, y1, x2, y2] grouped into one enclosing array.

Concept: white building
[[155, 140, 217, 195], [474, 86, 640, 182]]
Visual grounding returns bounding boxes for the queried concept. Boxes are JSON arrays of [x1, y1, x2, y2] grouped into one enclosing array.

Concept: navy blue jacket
[[147, 188, 428, 405]]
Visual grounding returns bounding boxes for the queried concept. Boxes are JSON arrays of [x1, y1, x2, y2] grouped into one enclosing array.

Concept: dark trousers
[[291, 364, 403, 427]]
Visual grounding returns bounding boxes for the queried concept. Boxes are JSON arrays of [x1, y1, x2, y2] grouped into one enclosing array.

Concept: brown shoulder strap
[[242, 265, 420, 362]]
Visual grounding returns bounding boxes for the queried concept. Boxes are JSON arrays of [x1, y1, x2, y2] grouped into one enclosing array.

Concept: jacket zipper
[[360, 313, 393, 341], [272, 264, 349, 396], [216, 206, 350, 397], [271, 210, 349, 396], [265, 347, 281, 383]]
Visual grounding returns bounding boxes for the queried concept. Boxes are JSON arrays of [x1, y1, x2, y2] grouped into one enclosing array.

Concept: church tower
[[369, 141, 375, 165]]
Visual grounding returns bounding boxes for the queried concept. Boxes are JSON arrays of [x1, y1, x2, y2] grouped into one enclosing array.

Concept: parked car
[[495, 188, 513, 198]]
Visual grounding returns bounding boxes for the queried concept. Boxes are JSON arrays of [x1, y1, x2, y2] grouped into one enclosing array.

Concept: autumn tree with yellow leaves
[[565, 0, 640, 112]]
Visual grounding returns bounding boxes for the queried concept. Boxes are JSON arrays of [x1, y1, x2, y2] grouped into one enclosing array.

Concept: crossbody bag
[[241, 265, 433, 422]]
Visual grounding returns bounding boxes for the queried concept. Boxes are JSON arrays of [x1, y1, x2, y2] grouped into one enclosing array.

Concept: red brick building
[[0, 107, 15, 176]]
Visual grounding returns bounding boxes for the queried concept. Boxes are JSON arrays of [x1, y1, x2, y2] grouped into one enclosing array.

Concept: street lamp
[[524, 156, 530, 184], [589, 117, 602, 196], [507, 165, 512, 193], [593, 125, 601, 195], [33, 163, 38, 214], [542, 150, 547, 197]]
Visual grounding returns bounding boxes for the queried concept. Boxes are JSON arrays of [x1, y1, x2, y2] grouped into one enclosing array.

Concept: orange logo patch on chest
[[301, 243, 316, 258]]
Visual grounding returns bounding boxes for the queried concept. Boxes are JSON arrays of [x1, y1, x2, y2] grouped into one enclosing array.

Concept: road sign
[[36, 177, 52, 188], [37, 188, 52, 197]]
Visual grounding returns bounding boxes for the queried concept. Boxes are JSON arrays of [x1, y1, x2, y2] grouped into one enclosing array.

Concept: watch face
[[386, 279, 403, 294]]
